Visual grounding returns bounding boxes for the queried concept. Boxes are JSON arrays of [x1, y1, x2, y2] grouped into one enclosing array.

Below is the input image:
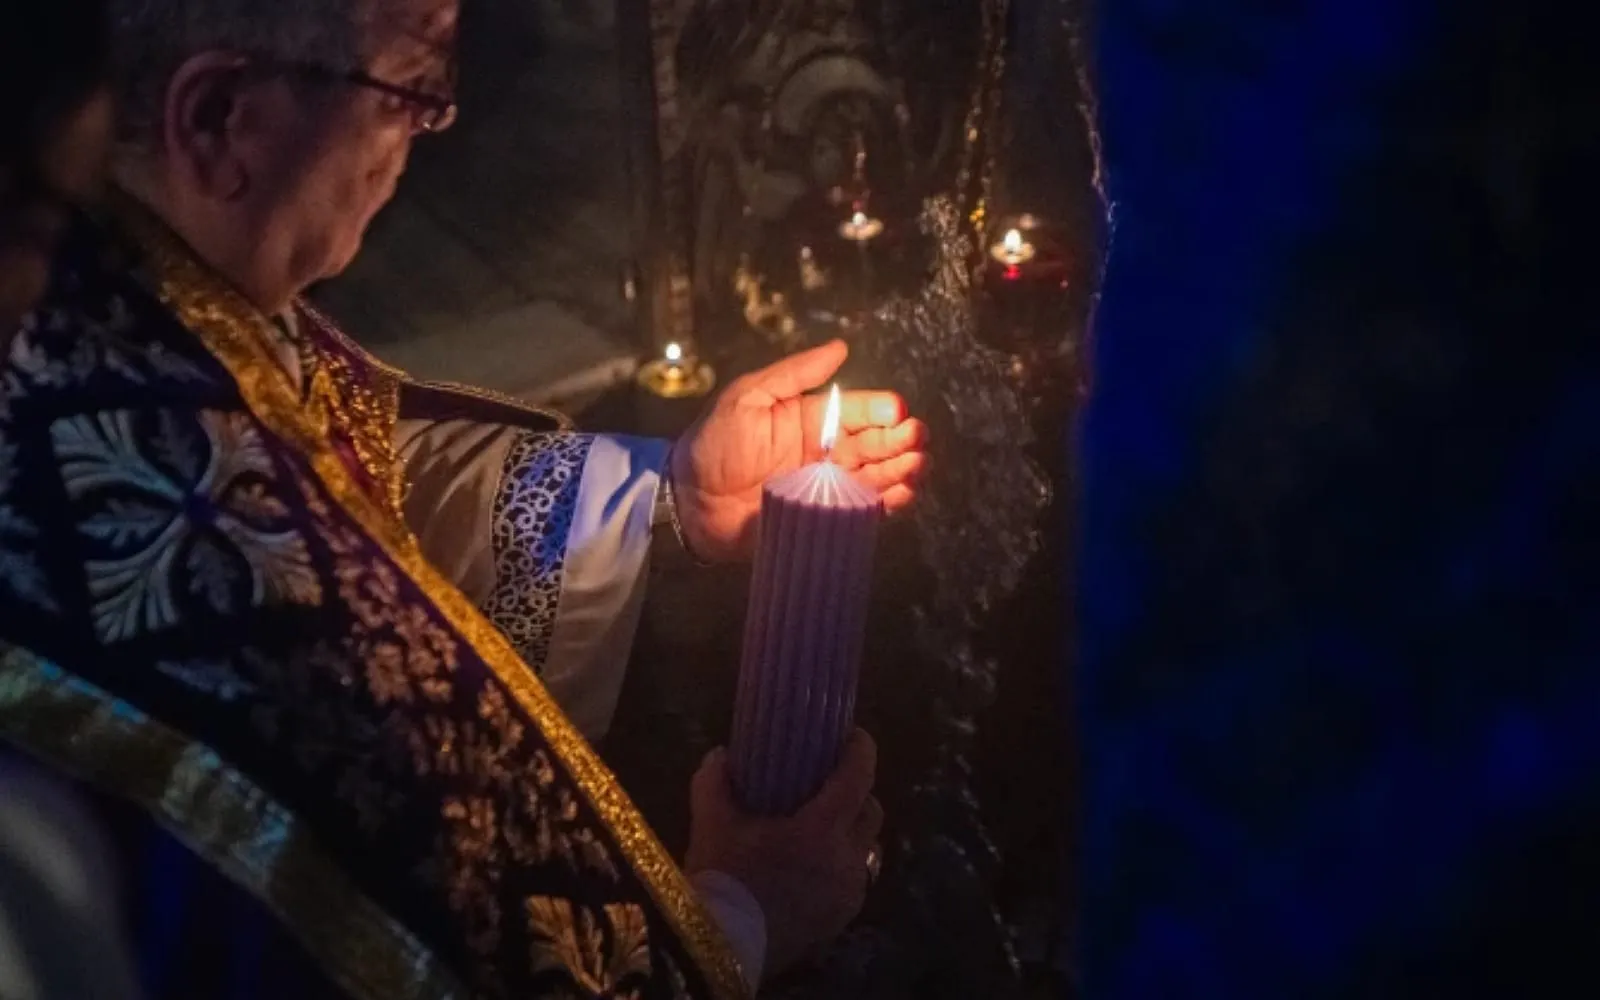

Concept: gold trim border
[[0, 646, 468, 1000], [120, 199, 750, 1000], [296, 299, 574, 432], [406, 378, 575, 432]]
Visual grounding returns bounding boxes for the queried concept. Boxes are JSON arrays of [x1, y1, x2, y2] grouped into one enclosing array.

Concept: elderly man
[[0, 0, 924, 997], [109, 0, 924, 741]]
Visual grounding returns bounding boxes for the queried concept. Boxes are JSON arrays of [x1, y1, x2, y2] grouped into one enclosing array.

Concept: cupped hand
[[671, 340, 928, 562], [685, 730, 885, 978]]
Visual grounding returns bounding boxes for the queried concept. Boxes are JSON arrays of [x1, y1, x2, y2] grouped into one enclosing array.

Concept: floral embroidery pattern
[[483, 432, 593, 673], [1, 298, 216, 612], [10, 291, 211, 397], [152, 642, 411, 838], [526, 897, 654, 998], [299, 477, 625, 994], [0, 203, 743, 1000], [52, 409, 321, 642], [0, 436, 55, 613]]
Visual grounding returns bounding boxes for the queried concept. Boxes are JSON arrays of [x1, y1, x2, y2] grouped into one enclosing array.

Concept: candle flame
[[820, 384, 842, 455], [664, 342, 684, 363], [1003, 228, 1024, 254]]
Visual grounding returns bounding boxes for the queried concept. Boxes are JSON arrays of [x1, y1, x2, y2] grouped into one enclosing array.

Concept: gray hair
[[110, 0, 369, 143]]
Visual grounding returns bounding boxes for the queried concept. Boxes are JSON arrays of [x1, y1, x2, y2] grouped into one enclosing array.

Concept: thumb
[[744, 339, 848, 402], [690, 747, 734, 819], [799, 729, 877, 828]]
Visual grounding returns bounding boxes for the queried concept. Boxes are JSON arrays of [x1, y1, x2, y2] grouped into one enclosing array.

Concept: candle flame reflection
[[820, 383, 842, 455]]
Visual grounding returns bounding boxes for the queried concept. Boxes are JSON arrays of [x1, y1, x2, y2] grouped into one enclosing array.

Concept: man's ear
[[161, 52, 255, 201]]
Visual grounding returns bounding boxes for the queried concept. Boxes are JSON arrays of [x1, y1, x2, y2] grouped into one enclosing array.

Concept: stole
[[0, 210, 745, 1000]]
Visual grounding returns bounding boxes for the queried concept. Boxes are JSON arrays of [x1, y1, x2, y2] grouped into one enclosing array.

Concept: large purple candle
[[729, 386, 883, 815]]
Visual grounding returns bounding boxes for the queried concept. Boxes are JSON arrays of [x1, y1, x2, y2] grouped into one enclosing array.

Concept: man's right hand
[[686, 730, 885, 977]]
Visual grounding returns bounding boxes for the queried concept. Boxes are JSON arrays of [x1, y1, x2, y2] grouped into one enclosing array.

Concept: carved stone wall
[[618, 0, 1010, 358]]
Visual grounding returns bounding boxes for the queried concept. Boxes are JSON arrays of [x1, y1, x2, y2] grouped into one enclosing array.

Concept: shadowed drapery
[[1081, 0, 1599, 996]]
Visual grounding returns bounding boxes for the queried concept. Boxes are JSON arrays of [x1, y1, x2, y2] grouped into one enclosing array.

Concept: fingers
[[832, 419, 927, 468], [690, 747, 734, 820], [853, 450, 928, 495], [845, 392, 906, 429], [801, 729, 877, 828], [806, 390, 904, 432], [742, 340, 849, 402], [798, 391, 908, 463], [879, 484, 915, 513]]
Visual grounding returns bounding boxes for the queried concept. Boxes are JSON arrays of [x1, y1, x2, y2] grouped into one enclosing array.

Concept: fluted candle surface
[[729, 388, 883, 815]]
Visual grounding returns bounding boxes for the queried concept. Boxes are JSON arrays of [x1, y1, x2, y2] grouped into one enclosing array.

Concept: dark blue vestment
[[1082, 0, 1600, 995]]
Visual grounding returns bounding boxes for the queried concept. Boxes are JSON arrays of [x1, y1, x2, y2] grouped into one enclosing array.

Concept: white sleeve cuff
[[536, 433, 669, 739], [689, 869, 767, 991]]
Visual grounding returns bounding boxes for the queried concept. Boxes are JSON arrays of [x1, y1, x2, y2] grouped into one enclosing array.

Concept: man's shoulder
[[0, 221, 254, 636], [6, 220, 231, 408]]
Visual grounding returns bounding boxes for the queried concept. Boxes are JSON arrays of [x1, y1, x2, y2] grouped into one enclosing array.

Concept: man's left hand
[[671, 339, 928, 563]]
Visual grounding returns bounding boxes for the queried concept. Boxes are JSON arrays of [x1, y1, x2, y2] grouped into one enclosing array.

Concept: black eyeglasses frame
[[262, 58, 458, 134]]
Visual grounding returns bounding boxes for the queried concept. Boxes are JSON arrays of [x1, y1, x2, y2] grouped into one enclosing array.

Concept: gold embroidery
[[290, 303, 407, 520], [295, 477, 626, 988], [313, 506, 460, 706], [408, 377, 575, 432], [0, 647, 470, 1000], [291, 306, 572, 516], [119, 198, 749, 1000], [526, 896, 655, 997], [231, 641, 409, 837]]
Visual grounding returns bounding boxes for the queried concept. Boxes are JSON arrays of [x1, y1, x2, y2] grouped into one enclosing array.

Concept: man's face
[[239, 0, 459, 293], [0, 86, 113, 337]]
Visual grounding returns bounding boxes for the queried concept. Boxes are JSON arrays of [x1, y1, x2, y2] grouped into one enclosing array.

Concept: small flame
[[664, 342, 684, 363], [1002, 228, 1024, 254], [820, 383, 842, 455], [839, 210, 884, 242]]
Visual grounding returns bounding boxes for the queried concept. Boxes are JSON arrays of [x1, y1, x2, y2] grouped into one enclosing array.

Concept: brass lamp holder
[[636, 342, 717, 399]]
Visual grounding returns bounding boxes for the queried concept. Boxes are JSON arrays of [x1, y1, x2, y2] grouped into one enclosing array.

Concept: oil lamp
[[636, 339, 715, 399], [978, 213, 1076, 396], [838, 209, 885, 243]]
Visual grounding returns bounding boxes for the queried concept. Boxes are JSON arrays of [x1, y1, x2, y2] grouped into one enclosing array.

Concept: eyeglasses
[[272, 60, 459, 134]]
